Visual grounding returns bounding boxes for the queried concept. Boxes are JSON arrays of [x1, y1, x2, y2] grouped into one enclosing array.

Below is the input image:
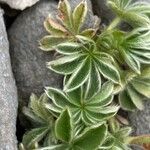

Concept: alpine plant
[[20, 0, 150, 149]]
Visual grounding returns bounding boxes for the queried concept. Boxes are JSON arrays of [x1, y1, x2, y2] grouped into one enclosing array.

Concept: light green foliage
[[21, 0, 150, 149]]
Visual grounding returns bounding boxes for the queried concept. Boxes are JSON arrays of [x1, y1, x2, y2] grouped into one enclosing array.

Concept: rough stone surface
[[129, 101, 150, 135], [8, 0, 62, 109], [0, 0, 39, 10], [0, 8, 18, 150], [70, 0, 92, 10], [91, 0, 114, 25]]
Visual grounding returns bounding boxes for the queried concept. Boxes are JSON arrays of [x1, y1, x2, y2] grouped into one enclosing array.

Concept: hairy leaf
[[55, 109, 72, 142], [74, 124, 107, 150]]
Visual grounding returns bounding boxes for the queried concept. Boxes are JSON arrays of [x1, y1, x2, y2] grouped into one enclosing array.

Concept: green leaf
[[45, 87, 74, 108], [73, 124, 107, 150], [80, 28, 96, 38], [88, 81, 114, 105], [55, 108, 72, 142], [117, 127, 132, 139], [99, 136, 114, 149], [84, 61, 101, 100], [22, 127, 48, 149], [58, 0, 72, 29], [56, 42, 82, 55], [29, 94, 50, 121], [131, 79, 150, 98], [66, 87, 82, 107], [23, 107, 44, 124], [119, 90, 137, 111], [87, 105, 119, 114], [121, 49, 141, 74], [96, 56, 120, 83], [44, 16, 68, 36], [126, 85, 144, 110], [64, 57, 91, 92], [39, 36, 66, 51], [47, 54, 83, 75], [73, 0, 88, 32]]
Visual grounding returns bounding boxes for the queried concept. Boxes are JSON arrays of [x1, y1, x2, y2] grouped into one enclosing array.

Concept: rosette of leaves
[[119, 67, 150, 111], [45, 81, 119, 126], [40, 0, 99, 51], [37, 108, 107, 150], [47, 36, 121, 92], [97, 27, 150, 74], [107, 0, 150, 27], [20, 93, 56, 149]]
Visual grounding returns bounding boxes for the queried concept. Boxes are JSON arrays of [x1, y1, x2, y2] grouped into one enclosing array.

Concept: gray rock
[[8, 0, 62, 109], [0, 0, 39, 10], [70, 0, 92, 10], [129, 101, 150, 135], [91, 0, 114, 25], [0, 8, 18, 150]]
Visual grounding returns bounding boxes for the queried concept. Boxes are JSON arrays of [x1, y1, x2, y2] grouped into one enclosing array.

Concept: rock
[[91, 0, 114, 25], [8, 0, 62, 109], [129, 101, 150, 135], [70, 0, 92, 10], [0, 0, 39, 10], [0, 8, 18, 150]]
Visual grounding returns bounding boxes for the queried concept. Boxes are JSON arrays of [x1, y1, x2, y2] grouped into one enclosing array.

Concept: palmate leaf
[[47, 38, 121, 92], [97, 29, 150, 74], [108, 0, 150, 27], [45, 81, 119, 126]]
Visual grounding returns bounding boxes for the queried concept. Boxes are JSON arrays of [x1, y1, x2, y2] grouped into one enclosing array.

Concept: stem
[[107, 17, 121, 30]]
